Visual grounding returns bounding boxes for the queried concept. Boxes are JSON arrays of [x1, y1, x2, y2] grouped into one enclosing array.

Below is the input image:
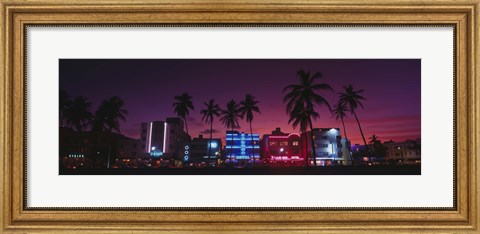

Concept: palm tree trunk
[[107, 131, 112, 169], [208, 121, 212, 166], [352, 109, 369, 163], [341, 117, 348, 140], [184, 118, 189, 135], [303, 130, 308, 167], [352, 110, 367, 147], [341, 117, 353, 165], [308, 119, 317, 167], [249, 121, 255, 167]]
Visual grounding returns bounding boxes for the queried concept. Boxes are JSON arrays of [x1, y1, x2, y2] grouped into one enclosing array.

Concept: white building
[[304, 128, 350, 166]]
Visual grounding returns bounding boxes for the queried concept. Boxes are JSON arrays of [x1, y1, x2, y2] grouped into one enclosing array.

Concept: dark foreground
[[60, 165, 421, 175]]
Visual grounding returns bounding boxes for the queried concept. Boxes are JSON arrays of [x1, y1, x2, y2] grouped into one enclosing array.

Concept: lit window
[[292, 141, 298, 146]]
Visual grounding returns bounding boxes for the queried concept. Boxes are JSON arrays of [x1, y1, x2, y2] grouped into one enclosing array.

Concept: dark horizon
[[59, 59, 421, 145]]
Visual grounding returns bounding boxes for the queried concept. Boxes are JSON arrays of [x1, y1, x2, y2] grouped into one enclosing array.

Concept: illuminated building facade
[[183, 135, 222, 166], [225, 131, 260, 166], [303, 128, 343, 166], [140, 117, 190, 160], [260, 127, 304, 166], [384, 139, 421, 165]]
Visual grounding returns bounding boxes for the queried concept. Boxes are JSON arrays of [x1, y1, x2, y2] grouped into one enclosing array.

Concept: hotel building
[[140, 117, 190, 160], [225, 131, 260, 166], [183, 135, 222, 166], [303, 128, 345, 166], [259, 127, 304, 166], [384, 139, 421, 165]]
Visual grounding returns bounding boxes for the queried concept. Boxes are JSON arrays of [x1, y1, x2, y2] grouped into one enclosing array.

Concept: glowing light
[[225, 146, 260, 149], [288, 133, 301, 137], [269, 136, 289, 139], [151, 146, 156, 151], [226, 137, 260, 140], [210, 142, 218, 148], [148, 122, 153, 153], [280, 148, 284, 152], [163, 122, 168, 153], [150, 150, 163, 157]]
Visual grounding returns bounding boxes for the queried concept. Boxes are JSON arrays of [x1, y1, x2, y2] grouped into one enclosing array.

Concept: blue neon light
[[226, 134, 259, 137], [150, 150, 163, 157]]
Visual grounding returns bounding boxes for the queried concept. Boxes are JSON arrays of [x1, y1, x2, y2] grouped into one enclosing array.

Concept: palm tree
[[59, 89, 71, 127], [288, 102, 317, 167], [331, 102, 349, 140], [283, 70, 332, 166], [338, 85, 368, 150], [201, 99, 221, 165], [369, 134, 380, 145], [173, 93, 194, 136], [64, 96, 93, 131], [238, 94, 261, 167], [220, 100, 241, 166], [331, 101, 352, 164], [92, 96, 128, 168]]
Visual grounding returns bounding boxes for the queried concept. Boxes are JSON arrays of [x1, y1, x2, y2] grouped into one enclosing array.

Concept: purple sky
[[60, 59, 421, 145]]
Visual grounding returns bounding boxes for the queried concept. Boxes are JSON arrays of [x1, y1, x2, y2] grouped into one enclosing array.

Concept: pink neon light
[[268, 133, 300, 139], [268, 136, 289, 139], [270, 155, 303, 161], [270, 155, 301, 157]]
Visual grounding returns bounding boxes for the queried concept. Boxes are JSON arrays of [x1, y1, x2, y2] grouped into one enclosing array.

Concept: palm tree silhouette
[[339, 85, 368, 152], [288, 102, 318, 167], [173, 93, 194, 136], [331, 102, 349, 140], [331, 101, 353, 164], [64, 96, 93, 131], [283, 70, 332, 166], [220, 100, 241, 166], [201, 99, 221, 165], [59, 89, 72, 127], [92, 96, 128, 168], [368, 134, 381, 163], [368, 134, 379, 145], [239, 94, 261, 167]]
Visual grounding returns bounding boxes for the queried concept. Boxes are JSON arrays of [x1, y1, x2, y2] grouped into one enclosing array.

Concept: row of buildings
[[60, 117, 421, 168]]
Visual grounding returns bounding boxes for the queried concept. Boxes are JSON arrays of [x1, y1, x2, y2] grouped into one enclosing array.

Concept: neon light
[[225, 137, 260, 140], [148, 122, 153, 153], [268, 136, 289, 139], [226, 134, 259, 137], [270, 155, 302, 161], [163, 122, 168, 153], [225, 146, 260, 149], [288, 133, 301, 137]]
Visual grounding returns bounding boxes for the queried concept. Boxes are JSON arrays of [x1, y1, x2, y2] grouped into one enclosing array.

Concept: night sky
[[59, 59, 421, 145]]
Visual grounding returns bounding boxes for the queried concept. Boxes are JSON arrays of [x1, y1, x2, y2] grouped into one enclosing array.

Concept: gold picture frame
[[1, 0, 479, 232]]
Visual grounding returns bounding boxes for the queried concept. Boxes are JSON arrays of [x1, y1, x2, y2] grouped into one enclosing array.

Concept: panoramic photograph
[[59, 59, 421, 175]]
